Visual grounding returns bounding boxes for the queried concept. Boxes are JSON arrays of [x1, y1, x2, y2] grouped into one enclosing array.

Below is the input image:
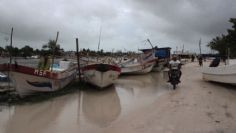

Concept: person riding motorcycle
[[168, 56, 182, 82], [198, 55, 203, 66]]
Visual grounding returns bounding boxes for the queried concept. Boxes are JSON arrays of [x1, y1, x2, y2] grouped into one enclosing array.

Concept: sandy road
[[1, 62, 236, 133], [102, 62, 236, 133]]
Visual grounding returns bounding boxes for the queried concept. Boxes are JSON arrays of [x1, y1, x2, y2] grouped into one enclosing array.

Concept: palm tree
[[42, 40, 63, 56]]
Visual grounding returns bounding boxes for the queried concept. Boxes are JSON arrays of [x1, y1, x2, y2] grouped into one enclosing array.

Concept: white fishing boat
[[119, 50, 157, 74], [202, 63, 236, 84], [82, 63, 121, 88], [120, 60, 156, 74], [152, 60, 166, 72], [0, 61, 77, 97], [139, 47, 171, 72]]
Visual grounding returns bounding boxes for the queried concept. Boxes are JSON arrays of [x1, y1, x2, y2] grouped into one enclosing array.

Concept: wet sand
[[1, 62, 236, 133]]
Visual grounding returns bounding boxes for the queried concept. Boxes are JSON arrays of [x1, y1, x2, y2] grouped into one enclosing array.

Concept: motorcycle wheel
[[173, 84, 176, 90]]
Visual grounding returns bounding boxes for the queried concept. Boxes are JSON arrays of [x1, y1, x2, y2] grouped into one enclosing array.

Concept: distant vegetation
[[208, 18, 236, 57], [79, 48, 137, 57], [0, 39, 64, 58], [0, 40, 136, 58]]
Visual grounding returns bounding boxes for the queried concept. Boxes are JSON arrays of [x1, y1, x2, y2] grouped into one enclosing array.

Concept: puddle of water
[[0, 72, 169, 133]]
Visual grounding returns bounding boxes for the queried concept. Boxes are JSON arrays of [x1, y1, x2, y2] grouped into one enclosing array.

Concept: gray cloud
[[0, 0, 235, 53]]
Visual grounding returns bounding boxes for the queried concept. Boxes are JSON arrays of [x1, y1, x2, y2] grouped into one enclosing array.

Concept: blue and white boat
[[0, 72, 8, 81]]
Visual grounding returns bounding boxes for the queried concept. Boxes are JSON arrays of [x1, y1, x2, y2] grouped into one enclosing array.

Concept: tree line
[[79, 48, 137, 57], [208, 18, 236, 57], [0, 39, 136, 58], [0, 40, 64, 58]]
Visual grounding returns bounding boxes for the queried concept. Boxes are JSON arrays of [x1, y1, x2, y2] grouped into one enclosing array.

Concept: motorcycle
[[169, 69, 180, 89], [199, 60, 203, 66]]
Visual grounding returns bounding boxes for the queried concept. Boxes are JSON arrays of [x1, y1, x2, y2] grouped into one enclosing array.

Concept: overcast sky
[[0, 0, 235, 53]]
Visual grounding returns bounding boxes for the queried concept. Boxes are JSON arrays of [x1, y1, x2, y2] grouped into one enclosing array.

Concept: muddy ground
[[0, 62, 236, 133]]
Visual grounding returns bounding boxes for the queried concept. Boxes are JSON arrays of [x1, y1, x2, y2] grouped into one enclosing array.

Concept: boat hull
[[0, 64, 76, 97], [121, 61, 155, 75], [152, 61, 166, 72], [82, 64, 121, 88], [202, 64, 236, 84], [203, 73, 236, 84], [10, 71, 76, 96]]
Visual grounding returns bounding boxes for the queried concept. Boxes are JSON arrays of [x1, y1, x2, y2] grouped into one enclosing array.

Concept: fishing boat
[[152, 59, 167, 72], [82, 63, 121, 88], [0, 72, 8, 81], [202, 63, 236, 85], [119, 49, 157, 74], [80, 26, 121, 88], [139, 47, 171, 72], [120, 60, 156, 74], [0, 60, 77, 97]]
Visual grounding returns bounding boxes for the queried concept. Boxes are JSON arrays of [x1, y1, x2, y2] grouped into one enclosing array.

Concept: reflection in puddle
[[80, 86, 121, 127], [0, 72, 169, 133], [115, 72, 168, 113], [4, 96, 70, 133]]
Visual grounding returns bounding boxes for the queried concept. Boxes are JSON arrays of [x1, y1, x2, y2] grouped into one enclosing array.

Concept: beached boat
[[0, 72, 8, 81], [0, 61, 77, 97], [82, 63, 121, 88], [139, 47, 171, 72], [119, 50, 157, 74], [152, 60, 167, 72], [202, 63, 236, 84], [120, 60, 156, 74]]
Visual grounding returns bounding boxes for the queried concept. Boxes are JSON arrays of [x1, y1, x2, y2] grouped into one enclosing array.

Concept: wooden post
[[8, 27, 13, 98], [76, 38, 82, 81], [227, 48, 230, 65], [9, 28, 13, 64], [51, 31, 59, 71]]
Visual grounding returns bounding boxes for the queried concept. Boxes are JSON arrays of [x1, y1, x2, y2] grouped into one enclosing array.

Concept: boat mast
[[98, 26, 102, 51], [199, 38, 202, 55], [147, 38, 154, 49], [97, 26, 102, 62]]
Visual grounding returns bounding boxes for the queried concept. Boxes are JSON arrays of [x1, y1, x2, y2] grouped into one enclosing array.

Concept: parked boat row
[[0, 45, 172, 97], [81, 49, 156, 88]]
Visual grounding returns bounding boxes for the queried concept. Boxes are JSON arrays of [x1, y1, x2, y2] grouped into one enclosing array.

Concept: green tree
[[208, 18, 236, 57], [0, 46, 5, 55], [34, 49, 40, 55], [20, 45, 34, 57], [42, 40, 63, 56]]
